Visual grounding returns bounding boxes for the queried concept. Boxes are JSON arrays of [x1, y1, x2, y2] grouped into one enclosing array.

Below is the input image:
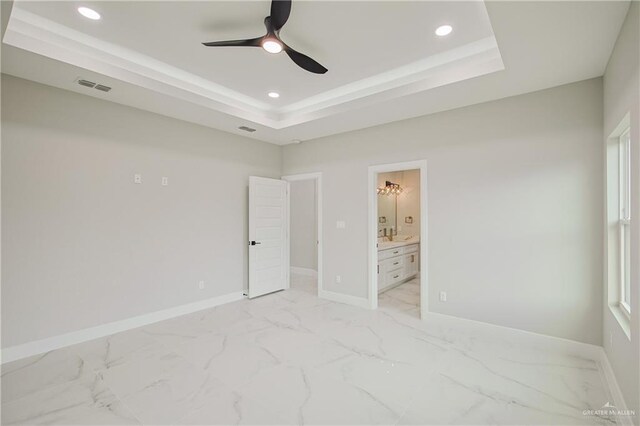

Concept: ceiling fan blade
[[270, 0, 292, 30], [202, 37, 263, 47], [284, 46, 328, 74]]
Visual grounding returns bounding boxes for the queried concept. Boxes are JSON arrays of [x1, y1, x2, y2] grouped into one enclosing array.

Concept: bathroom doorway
[[368, 161, 428, 319], [282, 173, 323, 295]]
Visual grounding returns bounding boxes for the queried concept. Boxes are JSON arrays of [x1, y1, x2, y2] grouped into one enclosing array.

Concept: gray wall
[[290, 179, 317, 270], [602, 1, 640, 414], [1, 75, 282, 348], [0, 70, 612, 350], [396, 170, 420, 237], [283, 78, 604, 345]]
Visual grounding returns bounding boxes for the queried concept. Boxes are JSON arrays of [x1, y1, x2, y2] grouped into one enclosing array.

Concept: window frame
[[618, 127, 631, 317]]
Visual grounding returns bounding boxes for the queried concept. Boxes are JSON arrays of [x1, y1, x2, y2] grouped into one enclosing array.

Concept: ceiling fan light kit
[[262, 39, 283, 54], [202, 0, 328, 74]]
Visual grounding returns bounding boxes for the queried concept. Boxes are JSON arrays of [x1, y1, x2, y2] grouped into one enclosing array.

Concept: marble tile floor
[[1, 274, 616, 425]]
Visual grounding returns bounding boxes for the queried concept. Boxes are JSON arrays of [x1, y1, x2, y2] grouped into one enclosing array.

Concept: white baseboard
[[318, 289, 370, 309], [424, 311, 604, 359], [290, 267, 318, 277], [597, 347, 634, 426], [1, 291, 245, 364]]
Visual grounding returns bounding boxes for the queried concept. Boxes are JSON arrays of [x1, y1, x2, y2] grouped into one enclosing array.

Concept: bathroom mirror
[[377, 193, 397, 236]]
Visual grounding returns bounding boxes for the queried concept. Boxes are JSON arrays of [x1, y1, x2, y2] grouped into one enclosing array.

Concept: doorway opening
[[283, 173, 323, 296], [368, 161, 428, 319]]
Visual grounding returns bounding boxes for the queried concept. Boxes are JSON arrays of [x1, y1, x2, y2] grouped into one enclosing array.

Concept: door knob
[[249, 241, 261, 246]]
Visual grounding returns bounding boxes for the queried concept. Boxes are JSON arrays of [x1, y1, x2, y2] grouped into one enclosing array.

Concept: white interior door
[[248, 176, 289, 298]]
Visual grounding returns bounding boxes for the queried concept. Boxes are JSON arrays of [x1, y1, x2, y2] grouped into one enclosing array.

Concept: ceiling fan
[[202, 0, 328, 74]]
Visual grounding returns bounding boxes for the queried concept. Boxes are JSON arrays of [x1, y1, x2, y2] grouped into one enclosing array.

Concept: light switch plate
[[134, 174, 142, 184], [336, 221, 346, 229], [161, 177, 168, 186]]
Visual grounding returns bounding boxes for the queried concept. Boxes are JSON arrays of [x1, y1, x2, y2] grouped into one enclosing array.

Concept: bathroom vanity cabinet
[[377, 242, 419, 293]]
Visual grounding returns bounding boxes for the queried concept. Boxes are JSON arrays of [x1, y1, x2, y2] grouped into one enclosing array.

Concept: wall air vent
[[77, 79, 96, 88], [76, 78, 112, 93], [238, 126, 256, 133]]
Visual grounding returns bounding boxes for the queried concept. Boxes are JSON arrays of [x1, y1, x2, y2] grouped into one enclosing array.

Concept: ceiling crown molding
[[277, 36, 504, 127], [3, 5, 503, 130]]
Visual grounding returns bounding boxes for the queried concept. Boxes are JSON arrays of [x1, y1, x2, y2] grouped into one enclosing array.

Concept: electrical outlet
[[161, 177, 168, 186], [198, 280, 205, 290], [134, 174, 142, 184], [439, 291, 447, 302], [335, 275, 342, 284]]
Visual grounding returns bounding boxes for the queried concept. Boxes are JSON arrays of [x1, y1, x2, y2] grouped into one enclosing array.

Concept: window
[[619, 127, 631, 316]]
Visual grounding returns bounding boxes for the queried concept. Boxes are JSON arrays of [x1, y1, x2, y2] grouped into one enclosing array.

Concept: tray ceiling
[[1, 1, 629, 144]]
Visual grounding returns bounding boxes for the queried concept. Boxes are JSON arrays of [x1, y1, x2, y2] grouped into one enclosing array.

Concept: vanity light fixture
[[77, 6, 101, 20], [377, 181, 403, 196]]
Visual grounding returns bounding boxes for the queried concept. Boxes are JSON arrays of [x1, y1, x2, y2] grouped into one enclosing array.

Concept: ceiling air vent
[[238, 126, 256, 133], [77, 79, 96, 88], [76, 78, 112, 93]]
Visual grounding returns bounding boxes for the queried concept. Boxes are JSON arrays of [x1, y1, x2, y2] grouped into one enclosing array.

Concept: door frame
[[368, 160, 428, 318], [281, 172, 323, 295]]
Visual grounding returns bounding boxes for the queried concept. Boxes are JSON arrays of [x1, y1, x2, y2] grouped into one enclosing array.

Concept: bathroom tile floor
[[378, 278, 420, 318], [1, 274, 616, 425]]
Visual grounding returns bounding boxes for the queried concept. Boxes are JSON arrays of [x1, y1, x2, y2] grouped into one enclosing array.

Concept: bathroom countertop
[[377, 236, 419, 250]]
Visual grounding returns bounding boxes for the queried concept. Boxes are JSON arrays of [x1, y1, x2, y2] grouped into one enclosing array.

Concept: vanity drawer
[[378, 247, 403, 260], [381, 256, 404, 272], [386, 270, 404, 285]]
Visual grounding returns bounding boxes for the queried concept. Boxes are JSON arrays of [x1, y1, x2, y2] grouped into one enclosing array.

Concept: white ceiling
[[1, 1, 630, 145], [12, 1, 496, 104]]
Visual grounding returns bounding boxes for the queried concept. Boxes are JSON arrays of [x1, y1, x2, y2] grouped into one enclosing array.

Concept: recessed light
[[262, 39, 283, 54], [77, 6, 101, 20], [435, 25, 452, 37], [268, 92, 280, 99]]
